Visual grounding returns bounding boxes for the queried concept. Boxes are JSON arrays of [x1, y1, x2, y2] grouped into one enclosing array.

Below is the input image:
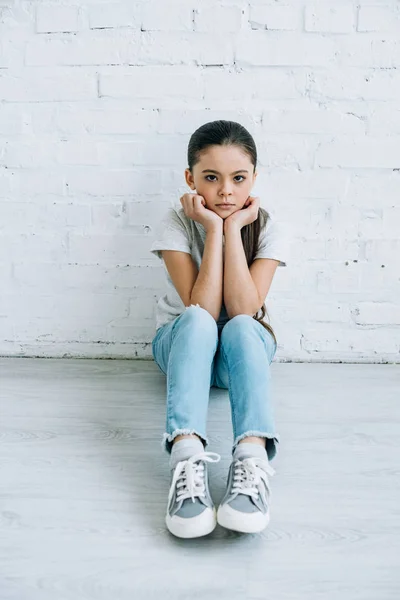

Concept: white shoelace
[[169, 452, 221, 505], [231, 457, 276, 503]]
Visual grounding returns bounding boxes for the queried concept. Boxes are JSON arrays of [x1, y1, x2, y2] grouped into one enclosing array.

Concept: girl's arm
[[223, 221, 261, 318], [190, 223, 224, 322]]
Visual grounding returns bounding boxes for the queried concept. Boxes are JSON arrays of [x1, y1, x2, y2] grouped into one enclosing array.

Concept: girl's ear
[[184, 168, 196, 190]]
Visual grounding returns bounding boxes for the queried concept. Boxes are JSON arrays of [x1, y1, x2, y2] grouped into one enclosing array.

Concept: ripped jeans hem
[[232, 431, 280, 461], [162, 429, 209, 455]]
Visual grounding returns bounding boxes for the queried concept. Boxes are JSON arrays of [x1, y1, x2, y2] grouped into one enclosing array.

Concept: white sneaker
[[217, 456, 275, 534], [166, 451, 221, 538]]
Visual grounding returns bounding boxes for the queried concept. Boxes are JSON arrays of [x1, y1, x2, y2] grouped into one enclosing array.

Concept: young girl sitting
[[150, 120, 288, 539]]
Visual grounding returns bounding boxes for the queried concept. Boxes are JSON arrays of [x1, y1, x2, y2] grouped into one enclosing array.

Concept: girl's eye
[[205, 175, 246, 182]]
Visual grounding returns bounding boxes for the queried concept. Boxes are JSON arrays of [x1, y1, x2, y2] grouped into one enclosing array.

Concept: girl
[[150, 120, 288, 539]]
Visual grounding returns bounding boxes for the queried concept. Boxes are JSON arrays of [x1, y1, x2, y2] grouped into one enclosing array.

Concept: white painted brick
[[26, 36, 132, 67], [194, 6, 242, 32], [0, 201, 91, 231], [236, 32, 336, 66], [65, 168, 163, 196], [0, 233, 69, 263], [0, 318, 109, 344], [354, 303, 400, 326], [136, 32, 234, 66], [359, 263, 398, 296], [0, 37, 25, 70], [29, 104, 159, 136], [1, 141, 58, 168], [262, 109, 365, 134], [125, 200, 165, 228], [368, 104, 400, 135], [365, 240, 400, 264], [0, 293, 129, 320], [96, 137, 186, 166], [258, 135, 317, 170], [57, 140, 101, 166], [88, 3, 141, 30], [357, 209, 383, 240], [99, 66, 202, 101], [358, 207, 400, 239], [337, 37, 400, 69], [129, 296, 155, 320], [194, 33, 236, 65], [9, 170, 64, 197], [91, 202, 127, 231], [305, 4, 355, 33], [36, 5, 79, 33], [0, 173, 12, 198], [289, 239, 327, 263], [203, 68, 301, 104], [277, 300, 350, 324], [142, 3, 193, 31], [324, 243, 361, 265], [249, 5, 302, 31], [0, 104, 26, 135], [358, 6, 400, 32], [68, 233, 150, 265], [14, 263, 162, 294], [301, 325, 398, 355], [346, 173, 400, 209], [157, 108, 256, 134], [308, 68, 400, 101], [316, 137, 400, 168], [0, 72, 96, 101], [263, 170, 348, 200], [90, 201, 162, 233]]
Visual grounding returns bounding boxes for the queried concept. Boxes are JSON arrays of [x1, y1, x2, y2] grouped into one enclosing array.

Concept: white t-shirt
[[150, 202, 290, 331]]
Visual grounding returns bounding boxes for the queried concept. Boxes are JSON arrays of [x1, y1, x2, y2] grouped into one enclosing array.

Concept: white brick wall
[[0, 0, 399, 362]]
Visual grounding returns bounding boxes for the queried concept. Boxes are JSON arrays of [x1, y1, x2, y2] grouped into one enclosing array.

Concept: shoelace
[[169, 451, 221, 505], [231, 457, 276, 503]]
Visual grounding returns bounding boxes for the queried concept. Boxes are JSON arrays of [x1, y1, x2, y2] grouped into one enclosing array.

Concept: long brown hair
[[187, 120, 277, 347]]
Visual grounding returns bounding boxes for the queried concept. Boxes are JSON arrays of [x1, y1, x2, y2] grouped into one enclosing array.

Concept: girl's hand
[[223, 196, 260, 231], [180, 193, 223, 232]]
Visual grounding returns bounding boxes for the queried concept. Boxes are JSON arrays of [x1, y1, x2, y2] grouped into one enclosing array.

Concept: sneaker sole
[[217, 503, 270, 534], [166, 507, 217, 539]]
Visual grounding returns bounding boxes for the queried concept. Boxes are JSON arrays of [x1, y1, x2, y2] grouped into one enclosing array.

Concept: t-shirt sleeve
[[254, 215, 290, 266], [150, 207, 191, 260]]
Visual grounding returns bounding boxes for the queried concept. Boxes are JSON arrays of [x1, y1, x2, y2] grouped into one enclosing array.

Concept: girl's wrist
[[223, 220, 241, 234]]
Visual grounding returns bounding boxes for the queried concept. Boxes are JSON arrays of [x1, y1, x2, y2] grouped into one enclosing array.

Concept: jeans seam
[[220, 341, 236, 438]]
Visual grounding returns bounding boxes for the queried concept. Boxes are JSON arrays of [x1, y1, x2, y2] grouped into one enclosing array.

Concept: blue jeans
[[151, 305, 280, 461]]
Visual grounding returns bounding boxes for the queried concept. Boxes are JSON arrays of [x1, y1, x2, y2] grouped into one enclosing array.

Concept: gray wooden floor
[[1, 358, 399, 600]]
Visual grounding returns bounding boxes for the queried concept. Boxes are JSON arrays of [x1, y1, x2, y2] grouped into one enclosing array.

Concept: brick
[[358, 6, 400, 32], [36, 5, 79, 33], [249, 5, 302, 31], [194, 6, 242, 32], [305, 4, 355, 33], [236, 32, 336, 67], [142, 3, 193, 31], [316, 137, 400, 168], [354, 302, 400, 325], [99, 66, 202, 100], [88, 3, 141, 30], [0, 72, 96, 101]]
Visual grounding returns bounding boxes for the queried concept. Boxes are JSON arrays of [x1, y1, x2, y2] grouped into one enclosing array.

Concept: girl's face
[[184, 144, 257, 219]]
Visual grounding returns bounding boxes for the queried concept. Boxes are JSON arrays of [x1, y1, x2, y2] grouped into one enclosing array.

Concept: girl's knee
[[221, 314, 276, 349], [179, 304, 218, 336], [221, 314, 255, 338]]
